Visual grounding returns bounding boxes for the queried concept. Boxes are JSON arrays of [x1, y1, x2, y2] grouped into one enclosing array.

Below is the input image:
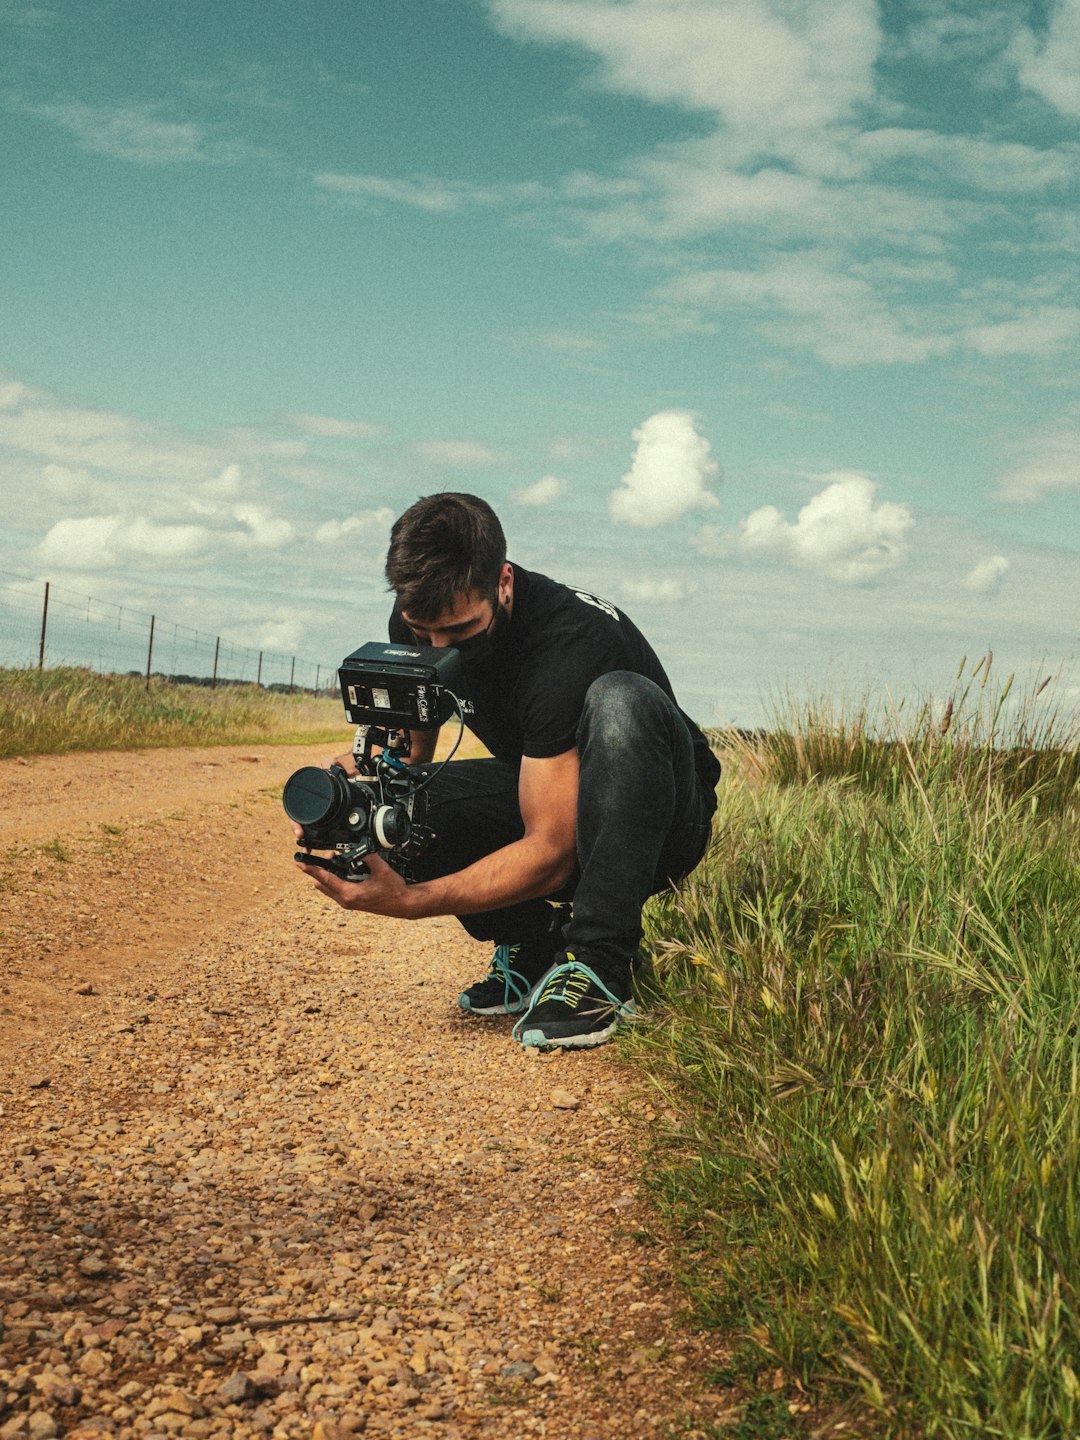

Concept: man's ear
[[498, 562, 514, 607]]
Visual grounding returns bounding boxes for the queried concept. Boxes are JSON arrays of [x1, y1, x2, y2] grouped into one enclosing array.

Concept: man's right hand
[[327, 751, 358, 775]]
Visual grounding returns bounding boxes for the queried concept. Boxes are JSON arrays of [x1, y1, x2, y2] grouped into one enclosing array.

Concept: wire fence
[[0, 570, 338, 694]]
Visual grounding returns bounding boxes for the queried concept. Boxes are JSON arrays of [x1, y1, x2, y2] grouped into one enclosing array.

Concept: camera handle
[[293, 851, 369, 881]]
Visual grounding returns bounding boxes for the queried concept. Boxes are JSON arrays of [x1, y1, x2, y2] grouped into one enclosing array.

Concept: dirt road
[[0, 745, 730, 1439]]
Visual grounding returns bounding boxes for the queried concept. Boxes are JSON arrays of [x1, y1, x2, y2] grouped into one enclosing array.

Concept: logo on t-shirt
[[572, 589, 619, 621]]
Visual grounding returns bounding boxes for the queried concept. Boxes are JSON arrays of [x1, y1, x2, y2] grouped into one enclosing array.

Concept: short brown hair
[[385, 492, 507, 621]]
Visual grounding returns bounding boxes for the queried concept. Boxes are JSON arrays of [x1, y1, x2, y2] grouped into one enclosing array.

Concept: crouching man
[[295, 492, 720, 1051]]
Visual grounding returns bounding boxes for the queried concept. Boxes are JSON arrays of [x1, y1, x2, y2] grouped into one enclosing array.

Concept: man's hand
[[293, 849, 419, 918]]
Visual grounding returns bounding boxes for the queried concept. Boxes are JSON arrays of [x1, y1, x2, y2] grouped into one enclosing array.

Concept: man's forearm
[[404, 835, 573, 919]]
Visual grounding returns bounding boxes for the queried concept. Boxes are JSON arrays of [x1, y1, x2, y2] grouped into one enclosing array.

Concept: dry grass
[[0, 666, 346, 757]]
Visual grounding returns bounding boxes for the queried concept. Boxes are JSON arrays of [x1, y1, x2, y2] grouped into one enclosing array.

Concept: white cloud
[[288, 412, 388, 440], [619, 576, 687, 604], [257, 617, 305, 654], [232, 504, 294, 549], [38, 516, 213, 567], [1013, 0, 1080, 119], [738, 473, 913, 582], [313, 508, 395, 545], [41, 463, 93, 498], [899, 3, 1026, 65], [413, 439, 507, 469], [650, 255, 1080, 367], [852, 129, 1079, 195], [37, 502, 295, 570], [964, 306, 1080, 356], [514, 475, 568, 506], [489, 0, 881, 134], [997, 430, 1080, 503], [314, 171, 543, 212], [201, 463, 243, 498], [0, 380, 312, 482], [656, 257, 953, 364], [0, 380, 37, 411], [962, 555, 1011, 593], [609, 410, 719, 527], [27, 101, 210, 164]]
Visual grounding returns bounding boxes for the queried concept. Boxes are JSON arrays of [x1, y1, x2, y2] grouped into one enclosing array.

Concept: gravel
[[0, 747, 728, 1438]]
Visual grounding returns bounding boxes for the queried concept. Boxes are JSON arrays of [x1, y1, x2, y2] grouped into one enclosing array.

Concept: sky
[[1, 0, 1078, 727]]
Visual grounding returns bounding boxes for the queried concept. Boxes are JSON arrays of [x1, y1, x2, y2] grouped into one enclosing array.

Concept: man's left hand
[[294, 851, 419, 918]]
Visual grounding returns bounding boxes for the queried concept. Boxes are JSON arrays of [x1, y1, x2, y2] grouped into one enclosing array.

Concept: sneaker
[[458, 904, 571, 1017], [512, 954, 635, 1050], [459, 940, 559, 1016]]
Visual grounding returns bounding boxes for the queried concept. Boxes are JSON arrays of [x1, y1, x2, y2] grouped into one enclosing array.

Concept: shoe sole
[[516, 999, 635, 1050], [517, 1027, 614, 1049], [457, 997, 515, 1016]]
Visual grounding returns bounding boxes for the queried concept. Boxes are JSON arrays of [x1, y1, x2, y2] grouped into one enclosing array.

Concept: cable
[[410, 691, 466, 792]]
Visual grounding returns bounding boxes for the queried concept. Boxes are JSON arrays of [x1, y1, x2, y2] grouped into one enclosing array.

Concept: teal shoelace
[[490, 942, 533, 1014], [512, 956, 629, 1042]]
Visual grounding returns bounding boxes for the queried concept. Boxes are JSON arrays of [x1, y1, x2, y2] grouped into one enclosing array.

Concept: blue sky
[[1, 0, 1078, 725]]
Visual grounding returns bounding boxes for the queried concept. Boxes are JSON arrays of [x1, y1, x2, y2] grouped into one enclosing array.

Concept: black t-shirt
[[389, 564, 721, 804]]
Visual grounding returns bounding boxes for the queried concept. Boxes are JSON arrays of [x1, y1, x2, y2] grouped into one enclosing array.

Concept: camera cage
[[284, 642, 467, 882]]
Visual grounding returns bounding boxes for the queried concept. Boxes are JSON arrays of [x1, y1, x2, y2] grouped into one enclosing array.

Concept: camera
[[283, 642, 465, 882]]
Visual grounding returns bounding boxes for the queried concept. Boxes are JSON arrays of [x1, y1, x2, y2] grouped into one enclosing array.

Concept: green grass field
[[0, 666, 347, 757], [629, 659, 1080, 1438]]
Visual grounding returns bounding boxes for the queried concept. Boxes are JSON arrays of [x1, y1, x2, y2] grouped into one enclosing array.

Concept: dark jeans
[[411, 672, 715, 989]]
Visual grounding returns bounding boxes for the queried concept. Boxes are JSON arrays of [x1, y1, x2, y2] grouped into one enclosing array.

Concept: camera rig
[[282, 642, 465, 882]]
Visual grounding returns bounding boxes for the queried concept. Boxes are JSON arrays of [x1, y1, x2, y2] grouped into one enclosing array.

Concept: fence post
[[314, 665, 320, 698], [212, 636, 220, 690], [289, 657, 296, 694], [145, 615, 155, 692], [38, 581, 50, 672], [257, 650, 263, 688]]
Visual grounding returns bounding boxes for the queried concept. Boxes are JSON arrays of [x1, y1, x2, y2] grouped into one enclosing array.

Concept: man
[[296, 492, 720, 1050]]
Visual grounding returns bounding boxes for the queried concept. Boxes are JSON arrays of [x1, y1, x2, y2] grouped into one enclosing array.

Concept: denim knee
[[577, 671, 671, 754]]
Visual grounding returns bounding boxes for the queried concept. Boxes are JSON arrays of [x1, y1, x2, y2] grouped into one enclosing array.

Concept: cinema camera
[[282, 642, 465, 882]]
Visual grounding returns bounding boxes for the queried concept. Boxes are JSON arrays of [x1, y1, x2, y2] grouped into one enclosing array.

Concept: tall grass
[[631, 660, 1080, 1437], [0, 667, 348, 757]]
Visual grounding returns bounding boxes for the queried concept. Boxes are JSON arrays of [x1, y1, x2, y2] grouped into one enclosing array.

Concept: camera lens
[[282, 766, 349, 827]]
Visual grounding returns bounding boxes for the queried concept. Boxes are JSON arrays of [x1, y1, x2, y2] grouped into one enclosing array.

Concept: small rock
[[26, 1417, 57, 1440], [145, 1388, 204, 1420], [550, 1088, 580, 1110], [500, 1361, 539, 1382], [217, 1372, 253, 1404], [27, 1076, 51, 1090], [203, 1305, 239, 1325], [78, 1255, 109, 1278], [254, 1352, 287, 1378], [32, 1375, 79, 1407], [78, 1349, 109, 1378], [74, 981, 95, 996]]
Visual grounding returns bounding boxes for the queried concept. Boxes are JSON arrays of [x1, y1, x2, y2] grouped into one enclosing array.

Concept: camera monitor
[[337, 642, 464, 730]]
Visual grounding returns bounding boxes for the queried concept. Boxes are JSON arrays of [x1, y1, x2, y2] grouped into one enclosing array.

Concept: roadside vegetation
[[631, 657, 1080, 1438], [0, 666, 346, 757]]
